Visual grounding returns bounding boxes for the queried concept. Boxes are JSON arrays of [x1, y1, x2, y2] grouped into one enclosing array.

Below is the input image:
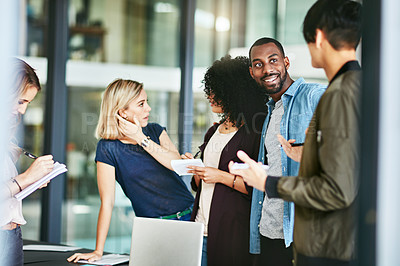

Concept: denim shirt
[[249, 78, 326, 253]]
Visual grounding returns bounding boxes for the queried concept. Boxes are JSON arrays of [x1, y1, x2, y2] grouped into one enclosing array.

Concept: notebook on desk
[[129, 217, 204, 266]]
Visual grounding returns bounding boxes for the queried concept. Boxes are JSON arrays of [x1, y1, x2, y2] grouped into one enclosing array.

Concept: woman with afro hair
[[184, 55, 267, 266]]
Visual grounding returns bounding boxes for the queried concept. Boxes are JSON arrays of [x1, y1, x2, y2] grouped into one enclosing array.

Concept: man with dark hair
[[230, 1, 362, 266], [247, 37, 325, 266], [303, 0, 361, 50]]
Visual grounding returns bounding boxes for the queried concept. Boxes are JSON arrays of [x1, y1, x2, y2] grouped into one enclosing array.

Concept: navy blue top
[[95, 123, 194, 217]]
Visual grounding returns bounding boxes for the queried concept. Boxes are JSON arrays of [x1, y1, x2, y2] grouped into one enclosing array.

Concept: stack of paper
[[231, 162, 269, 171], [171, 159, 205, 176], [78, 254, 130, 265], [23, 244, 81, 252], [15, 162, 68, 201]]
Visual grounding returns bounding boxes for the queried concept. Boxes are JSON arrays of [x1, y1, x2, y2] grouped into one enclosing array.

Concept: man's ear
[[249, 66, 254, 78], [284, 56, 290, 70], [315, 29, 325, 49]]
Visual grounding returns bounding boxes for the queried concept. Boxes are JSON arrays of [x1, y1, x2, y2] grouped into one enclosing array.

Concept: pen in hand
[[193, 150, 201, 159], [290, 143, 304, 147], [23, 150, 38, 159]]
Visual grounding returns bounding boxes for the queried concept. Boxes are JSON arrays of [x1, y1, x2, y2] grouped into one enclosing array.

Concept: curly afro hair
[[203, 55, 267, 131]]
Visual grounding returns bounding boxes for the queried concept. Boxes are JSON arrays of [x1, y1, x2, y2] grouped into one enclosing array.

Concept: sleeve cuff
[[265, 176, 281, 198]]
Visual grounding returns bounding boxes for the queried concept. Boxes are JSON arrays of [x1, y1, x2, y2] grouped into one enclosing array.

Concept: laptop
[[129, 217, 204, 266]]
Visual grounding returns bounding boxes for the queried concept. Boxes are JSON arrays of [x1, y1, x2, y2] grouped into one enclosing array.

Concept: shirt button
[[258, 224, 260, 228], [259, 201, 262, 205]]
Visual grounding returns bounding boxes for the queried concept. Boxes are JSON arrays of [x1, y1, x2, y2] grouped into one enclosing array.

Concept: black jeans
[[255, 235, 293, 266], [297, 253, 353, 266], [0, 226, 23, 266]]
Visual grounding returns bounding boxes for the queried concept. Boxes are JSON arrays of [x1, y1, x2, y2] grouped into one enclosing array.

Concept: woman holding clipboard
[[0, 59, 54, 266]]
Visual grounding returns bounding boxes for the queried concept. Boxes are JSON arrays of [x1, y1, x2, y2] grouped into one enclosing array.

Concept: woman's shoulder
[[146, 122, 164, 130], [96, 139, 120, 150], [143, 123, 166, 137], [97, 138, 118, 144], [95, 139, 120, 165], [203, 123, 220, 142], [206, 122, 220, 135]]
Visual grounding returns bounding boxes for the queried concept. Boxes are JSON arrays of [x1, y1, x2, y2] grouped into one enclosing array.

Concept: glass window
[[245, 0, 276, 47], [19, 88, 46, 240], [26, 0, 48, 57], [68, 0, 180, 66], [283, 0, 317, 45], [19, 0, 48, 241], [64, 0, 185, 253]]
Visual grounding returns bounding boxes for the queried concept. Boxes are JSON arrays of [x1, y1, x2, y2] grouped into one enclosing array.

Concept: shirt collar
[[266, 77, 305, 107], [330, 60, 361, 85]]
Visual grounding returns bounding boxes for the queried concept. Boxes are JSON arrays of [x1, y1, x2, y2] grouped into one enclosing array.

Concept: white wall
[[377, 0, 400, 265], [22, 56, 207, 93]]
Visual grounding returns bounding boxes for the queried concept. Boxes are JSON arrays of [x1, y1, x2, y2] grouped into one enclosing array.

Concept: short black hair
[[203, 55, 267, 130], [249, 37, 285, 61], [303, 0, 362, 50]]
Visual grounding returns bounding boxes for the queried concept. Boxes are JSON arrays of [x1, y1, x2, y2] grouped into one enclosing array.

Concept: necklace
[[219, 121, 238, 134], [223, 121, 236, 131], [223, 121, 230, 130]]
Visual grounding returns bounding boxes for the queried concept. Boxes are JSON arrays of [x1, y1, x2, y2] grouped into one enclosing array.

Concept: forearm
[[264, 164, 358, 211], [277, 136, 359, 210], [14, 172, 32, 190], [94, 204, 113, 254], [142, 138, 180, 170], [264, 169, 358, 212], [2, 173, 30, 198], [277, 172, 357, 211], [3, 179, 19, 197], [219, 171, 248, 195], [280, 84, 360, 211]]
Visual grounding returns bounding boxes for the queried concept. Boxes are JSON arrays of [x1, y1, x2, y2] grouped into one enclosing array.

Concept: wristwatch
[[140, 136, 151, 148]]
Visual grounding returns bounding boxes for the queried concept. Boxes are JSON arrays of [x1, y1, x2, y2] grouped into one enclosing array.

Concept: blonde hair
[[95, 79, 143, 139], [10, 58, 41, 102]]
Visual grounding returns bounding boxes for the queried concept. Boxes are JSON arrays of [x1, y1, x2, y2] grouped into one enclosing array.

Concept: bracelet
[[12, 178, 22, 192], [140, 136, 151, 148], [232, 175, 237, 189]]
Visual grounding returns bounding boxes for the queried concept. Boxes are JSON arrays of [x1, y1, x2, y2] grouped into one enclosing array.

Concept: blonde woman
[[68, 79, 194, 263]]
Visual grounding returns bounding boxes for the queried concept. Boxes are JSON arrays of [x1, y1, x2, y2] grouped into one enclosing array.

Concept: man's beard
[[258, 69, 288, 96]]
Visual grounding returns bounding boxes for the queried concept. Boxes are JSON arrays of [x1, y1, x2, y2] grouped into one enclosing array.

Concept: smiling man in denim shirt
[[248, 37, 325, 266], [232, 1, 362, 265]]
